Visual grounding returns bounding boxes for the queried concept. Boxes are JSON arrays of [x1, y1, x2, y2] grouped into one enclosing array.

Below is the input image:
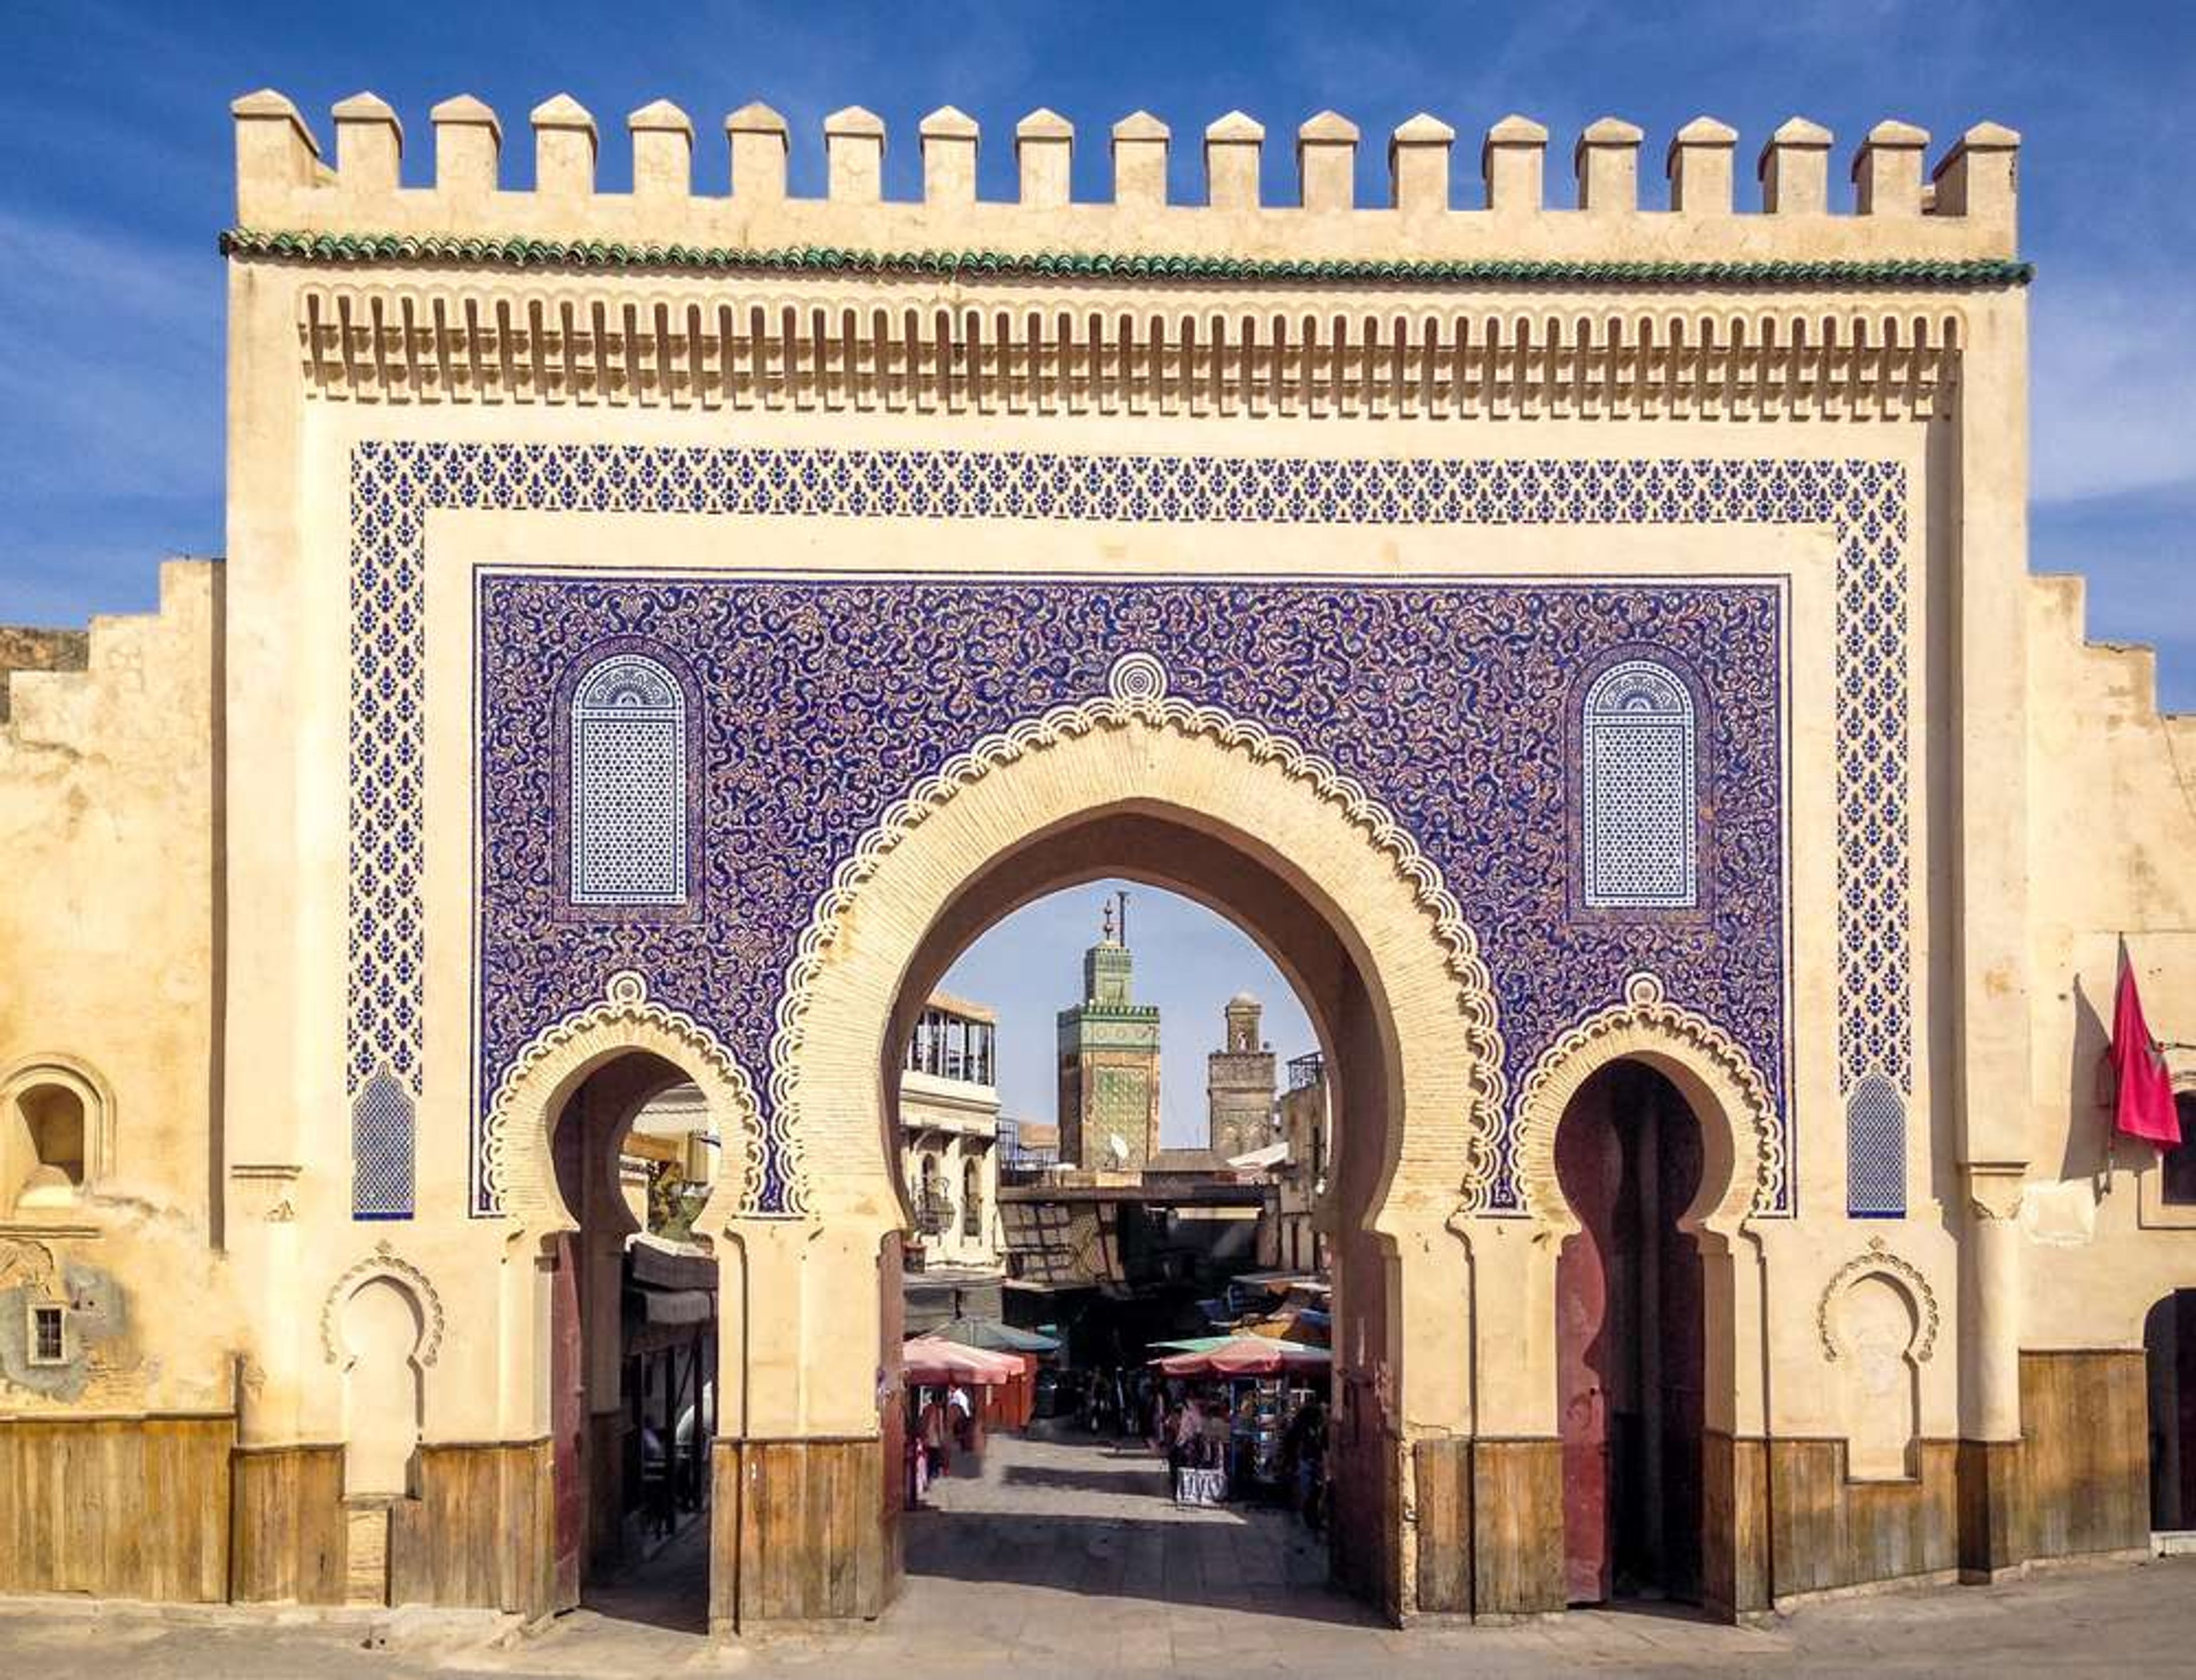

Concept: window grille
[[1846, 1074, 1907, 1217], [570, 654, 687, 906], [1582, 659, 1698, 910]]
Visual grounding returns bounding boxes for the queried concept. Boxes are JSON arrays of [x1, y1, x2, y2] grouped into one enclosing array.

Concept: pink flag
[[2110, 957, 2182, 1146]]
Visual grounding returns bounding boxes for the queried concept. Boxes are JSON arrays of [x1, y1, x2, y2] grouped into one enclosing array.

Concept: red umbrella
[[1151, 1335, 1332, 1379], [902, 1335, 1022, 1386]]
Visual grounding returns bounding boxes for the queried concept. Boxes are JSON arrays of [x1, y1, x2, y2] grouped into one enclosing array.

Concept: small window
[[26, 1303, 66, 1367], [2166, 1096, 2196, 1207], [569, 654, 688, 907], [1581, 659, 1699, 910], [962, 1159, 983, 1238]]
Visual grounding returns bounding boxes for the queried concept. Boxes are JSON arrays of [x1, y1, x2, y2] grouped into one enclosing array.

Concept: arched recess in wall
[[1830, 1273, 1923, 1479], [0, 1056, 116, 1215], [1818, 1242, 1937, 1482], [338, 1274, 428, 1498]]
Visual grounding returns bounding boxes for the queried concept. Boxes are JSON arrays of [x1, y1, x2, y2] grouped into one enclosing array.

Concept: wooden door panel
[[551, 1235, 583, 1612], [1556, 1102, 1621, 1605]]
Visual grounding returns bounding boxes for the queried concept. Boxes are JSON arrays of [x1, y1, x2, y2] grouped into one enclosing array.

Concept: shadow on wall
[[2060, 972, 2114, 1185]]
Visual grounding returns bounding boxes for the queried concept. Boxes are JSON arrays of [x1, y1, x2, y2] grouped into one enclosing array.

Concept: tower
[[1056, 891, 1162, 1171], [1206, 992, 1276, 1159]]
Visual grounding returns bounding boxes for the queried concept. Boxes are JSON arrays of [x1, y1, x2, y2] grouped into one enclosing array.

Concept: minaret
[[1206, 992, 1277, 1159], [1056, 890, 1163, 1172]]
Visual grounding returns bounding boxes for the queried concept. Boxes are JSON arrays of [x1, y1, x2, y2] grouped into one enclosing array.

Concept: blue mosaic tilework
[[476, 574, 1786, 1216], [344, 445, 1911, 1221], [351, 1066, 415, 1219], [568, 653, 689, 906], [1845, 1073, 1907, 1217]]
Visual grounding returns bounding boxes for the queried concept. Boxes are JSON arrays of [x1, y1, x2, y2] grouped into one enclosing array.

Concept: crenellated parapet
[[229, 90, 2023, 272]]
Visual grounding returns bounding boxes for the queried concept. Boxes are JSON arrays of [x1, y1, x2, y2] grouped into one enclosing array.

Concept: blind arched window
[[1582, 659, 1698, 910], [570, 654, 688, 906]]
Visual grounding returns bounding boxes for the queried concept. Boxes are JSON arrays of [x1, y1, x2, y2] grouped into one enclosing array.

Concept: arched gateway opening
[[885, 863, 1368, 1622], [535, 1049, 722, 1631], [1553, 1061, 1706, 1606], [751, 694, 1502, 1629]]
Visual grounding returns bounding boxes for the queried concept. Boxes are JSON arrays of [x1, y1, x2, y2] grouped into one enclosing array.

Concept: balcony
[[912, 1188, 954, 1237]]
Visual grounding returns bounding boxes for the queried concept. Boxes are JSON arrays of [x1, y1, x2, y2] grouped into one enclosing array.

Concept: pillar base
[[710, 1435, 897, 1633]]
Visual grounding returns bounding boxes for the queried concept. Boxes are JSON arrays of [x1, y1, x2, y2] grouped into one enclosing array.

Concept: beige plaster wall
[[0, 560, 243, 1416], [2019, 575, 2196, 1349]]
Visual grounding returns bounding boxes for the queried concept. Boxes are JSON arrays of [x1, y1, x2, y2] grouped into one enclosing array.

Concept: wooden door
[[1556, 1100, 1622, 1605]]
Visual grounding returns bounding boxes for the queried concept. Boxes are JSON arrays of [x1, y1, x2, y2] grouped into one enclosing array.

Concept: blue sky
[[3, 3, 2188, 1122], [2, 0, 2191, 666]]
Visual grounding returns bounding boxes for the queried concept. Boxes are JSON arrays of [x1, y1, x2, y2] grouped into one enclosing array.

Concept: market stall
[[901, 1335, 1022, 1505], [1149, 1336, 1331, 1507]]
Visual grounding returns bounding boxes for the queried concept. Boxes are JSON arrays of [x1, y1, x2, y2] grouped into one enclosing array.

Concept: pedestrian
[[920, 1390, 949, 1480]]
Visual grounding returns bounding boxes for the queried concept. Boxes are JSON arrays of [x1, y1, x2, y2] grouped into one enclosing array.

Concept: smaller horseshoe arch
[[479, 970, 768, 1235], [1514, 972, 1780, 1240]]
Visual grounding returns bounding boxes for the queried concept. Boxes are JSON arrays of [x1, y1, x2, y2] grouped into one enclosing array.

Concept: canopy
[[1240, 1309, 1331, 1348], [930, 1315, 1060, 1355], [902, 1335, 1023, 1386], [1149, 1335, 1332, 1378]]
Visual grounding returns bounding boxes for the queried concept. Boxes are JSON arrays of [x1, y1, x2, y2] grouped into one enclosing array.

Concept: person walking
[[920, 1390, 949, 1481]]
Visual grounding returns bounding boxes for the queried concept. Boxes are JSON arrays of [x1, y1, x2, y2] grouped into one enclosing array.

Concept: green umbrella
[[1148, 1333, 1325, 1359], [926, 1315, 1060, 1355]]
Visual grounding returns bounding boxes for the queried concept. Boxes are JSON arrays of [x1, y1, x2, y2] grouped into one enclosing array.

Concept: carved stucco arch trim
[[320, 1239, 446, 1367], [1817, 1236, 1939, 1364], [769, 651, 1507, 1219], [482, 970, 766, 1224], [1514, 971, 1783, 1238]]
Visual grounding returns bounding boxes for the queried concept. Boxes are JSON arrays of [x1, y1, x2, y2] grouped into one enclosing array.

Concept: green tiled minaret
[[1056, 891, 1163, 1171]]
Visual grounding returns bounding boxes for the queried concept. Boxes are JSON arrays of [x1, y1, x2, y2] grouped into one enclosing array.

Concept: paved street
[[2, 1427, 2193, 1676]]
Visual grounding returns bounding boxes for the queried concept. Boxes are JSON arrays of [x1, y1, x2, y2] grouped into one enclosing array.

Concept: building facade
[[1207, 993, 1278, 1160], [1274, 1053, 1330, 1276], [899, 992, 1003, 1272], [2, 83, 2195, 1634], [1056, 897, 1163, 1171]]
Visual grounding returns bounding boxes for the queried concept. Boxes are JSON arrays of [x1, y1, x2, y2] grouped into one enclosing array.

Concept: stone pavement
[[2, 1426, 2194, 1677]]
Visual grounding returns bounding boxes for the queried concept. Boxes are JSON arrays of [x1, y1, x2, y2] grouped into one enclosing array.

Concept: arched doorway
[[745, 695, 1505, 1628], [1553, 1060, 1706, 1606], [2146, 1289, 2196, 1533], [1511, 973, 1776, 1622], [880, 817, 1395, 1616], [886, 877, 1348, 1621], [540, 1048, 721, 1627]]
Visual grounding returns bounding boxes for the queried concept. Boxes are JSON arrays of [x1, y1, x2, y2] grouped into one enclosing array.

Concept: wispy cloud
[[2031, 274, 2196, 506]]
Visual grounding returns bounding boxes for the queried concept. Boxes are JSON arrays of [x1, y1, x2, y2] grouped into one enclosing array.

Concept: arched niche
[[340, 1274, 427, 1498], [1831, 1271, 1923, 1481], [1, 1056, 116, 1215]]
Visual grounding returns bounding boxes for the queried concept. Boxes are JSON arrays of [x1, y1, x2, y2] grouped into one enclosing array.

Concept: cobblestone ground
[[2, 1427, 2193, 1677]]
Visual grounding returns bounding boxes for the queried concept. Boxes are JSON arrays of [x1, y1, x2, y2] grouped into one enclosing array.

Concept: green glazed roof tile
[[220, 227, 2033, 290]]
